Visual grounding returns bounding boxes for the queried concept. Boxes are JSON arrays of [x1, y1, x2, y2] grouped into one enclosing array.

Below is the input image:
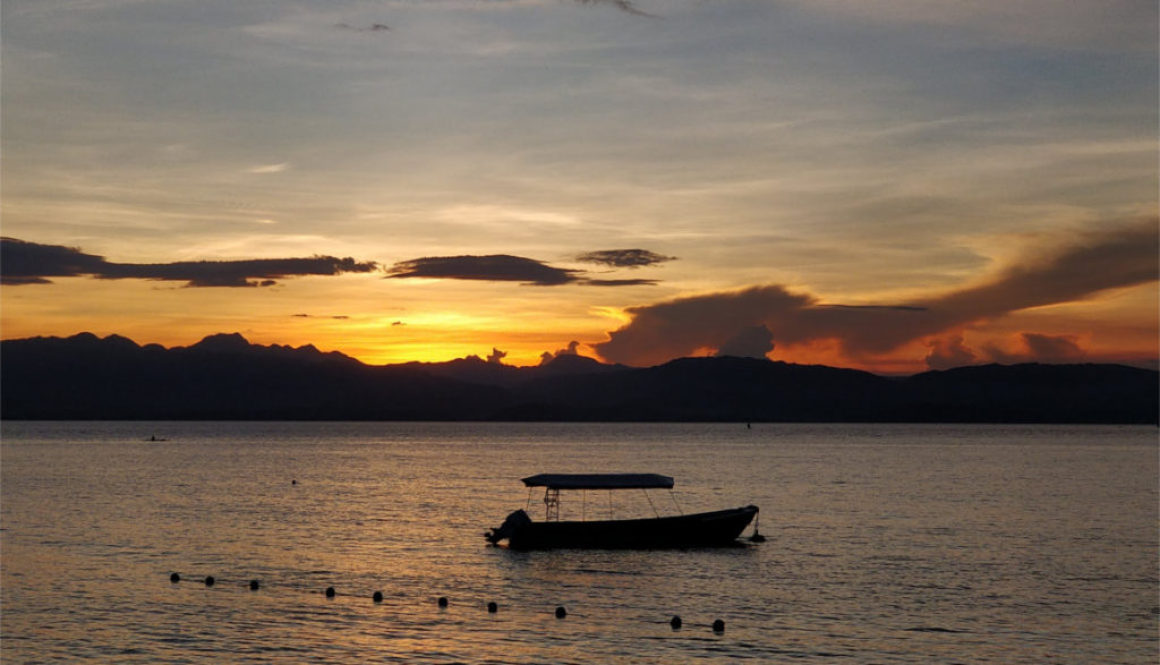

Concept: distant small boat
[[485, 473, 758, 550]]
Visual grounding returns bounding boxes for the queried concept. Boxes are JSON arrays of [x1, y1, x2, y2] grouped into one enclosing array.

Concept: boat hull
[[502, 505, 759, 550]]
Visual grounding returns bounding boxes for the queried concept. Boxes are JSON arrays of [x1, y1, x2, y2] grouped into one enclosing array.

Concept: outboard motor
[[485, 509, 531, 545]]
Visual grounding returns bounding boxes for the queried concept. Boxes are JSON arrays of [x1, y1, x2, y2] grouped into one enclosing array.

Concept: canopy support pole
[[544, 488, 560, 521], [642, 489, 659, 518]]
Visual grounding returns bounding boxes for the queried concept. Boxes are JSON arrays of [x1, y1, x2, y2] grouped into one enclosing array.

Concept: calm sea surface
[[1, 422, 1156, 663]]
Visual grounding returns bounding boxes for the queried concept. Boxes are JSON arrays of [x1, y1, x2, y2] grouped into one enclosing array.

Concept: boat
[[485, 473, 759, 550]]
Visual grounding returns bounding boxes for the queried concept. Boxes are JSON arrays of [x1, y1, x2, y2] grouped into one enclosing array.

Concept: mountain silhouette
[[1, 333, 1155, 423]]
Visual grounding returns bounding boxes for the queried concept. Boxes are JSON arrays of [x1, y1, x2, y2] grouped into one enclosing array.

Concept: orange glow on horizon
[[2, 279, 1156, 374]]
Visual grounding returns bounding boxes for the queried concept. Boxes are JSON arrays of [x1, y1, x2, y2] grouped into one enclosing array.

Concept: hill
[[1, 333, 1155, 423]]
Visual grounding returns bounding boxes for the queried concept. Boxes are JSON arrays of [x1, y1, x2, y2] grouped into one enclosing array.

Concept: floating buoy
[[325, 586, 336, 598], [712, 619, 725, 633], [249, 580, 260, 591], [437, 596, 448, 608], [169, 573, 180, 583], [204, 576, 215, 587], [555, 606, 567, 619], [487, 601, 498, 613], [372, 591, 383, 603], [670, 615, 682, 630]]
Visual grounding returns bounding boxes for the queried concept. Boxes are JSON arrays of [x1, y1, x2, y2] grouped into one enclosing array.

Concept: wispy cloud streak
[[573, 0, 656, 18]]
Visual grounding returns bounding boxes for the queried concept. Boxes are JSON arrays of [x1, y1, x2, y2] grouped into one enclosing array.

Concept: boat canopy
[[521, 473, 675, 490]]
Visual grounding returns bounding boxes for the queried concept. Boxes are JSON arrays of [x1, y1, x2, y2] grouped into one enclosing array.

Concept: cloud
[[595, 285, 813, 367], [594, 220, 1158, 366], [575, 249, 675, 268], [784, 0, 1157, 52], [573, 0, 656, 18], [386, 254, 662, 287], [1, 237, 379, 287], [924, 335, 978, 370], [247, 163, 290, 174], [335, 22, 390, 33], [982, 332, 1087, 365], [1020, 333, 1088, 362], [584, 278, 659, 287], [715, 325, 775, 359], [487, 348, 507, 365], [0, 238, 107, 285], [540, 340, 582, 365], [386, 255, 581, 286]]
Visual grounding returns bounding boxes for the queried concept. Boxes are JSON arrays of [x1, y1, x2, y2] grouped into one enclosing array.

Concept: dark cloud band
[[585, 278, 659, 287], [387, 255, 581, 286], [387, 254, 663, 287], [0, 237, 379, 287], [574, 249, 675, 268]]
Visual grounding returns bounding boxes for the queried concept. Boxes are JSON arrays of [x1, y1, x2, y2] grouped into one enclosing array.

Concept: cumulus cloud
[[487, 348, 508, 365], [715, 325, 775, 359], [982, 332, 1088, 365], [540, 340, 582, 365], [924, 335, 978, 370], [1021, 332, 1087, 362], [575, 249, 675, 269], [1, 237, 379, 287], [594, 219, 1158, 366], [596, 285, 813, 367]]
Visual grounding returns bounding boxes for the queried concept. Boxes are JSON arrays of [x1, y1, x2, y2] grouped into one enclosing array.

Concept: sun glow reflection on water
[[1, 422, 1156, 663]]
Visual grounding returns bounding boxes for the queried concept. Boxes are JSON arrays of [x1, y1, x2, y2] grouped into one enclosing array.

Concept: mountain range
[[1, 332, 1156, 423]]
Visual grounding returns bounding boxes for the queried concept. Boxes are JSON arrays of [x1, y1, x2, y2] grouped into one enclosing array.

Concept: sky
[[2, 0, 1157, 373]]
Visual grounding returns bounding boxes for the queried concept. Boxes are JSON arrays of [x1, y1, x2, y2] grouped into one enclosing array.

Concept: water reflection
[[1, 422, 1156, 663]]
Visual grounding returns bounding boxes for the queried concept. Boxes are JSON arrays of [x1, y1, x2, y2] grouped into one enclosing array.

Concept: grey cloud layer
[[594, 220, 1159, 366], [1, 238, 379, 287]]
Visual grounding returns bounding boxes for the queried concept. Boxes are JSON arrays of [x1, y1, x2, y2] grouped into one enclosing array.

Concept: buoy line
[[166, 573, 733, 632]]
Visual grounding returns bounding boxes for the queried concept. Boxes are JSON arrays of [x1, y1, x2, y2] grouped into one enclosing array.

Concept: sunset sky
[[3, 0, 1157, 372]]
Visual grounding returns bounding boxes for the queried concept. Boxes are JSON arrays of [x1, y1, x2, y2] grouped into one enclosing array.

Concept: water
[[1, 422, 1156, 663]]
